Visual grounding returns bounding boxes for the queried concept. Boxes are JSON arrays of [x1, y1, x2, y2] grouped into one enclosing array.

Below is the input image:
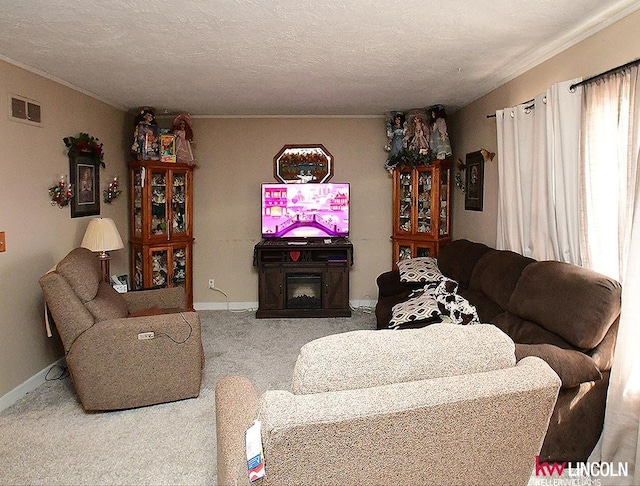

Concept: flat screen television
[[261, 183, 350, 239]]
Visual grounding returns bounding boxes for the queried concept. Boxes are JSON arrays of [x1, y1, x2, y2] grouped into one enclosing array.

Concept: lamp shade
[[81, 218, 124, 253]]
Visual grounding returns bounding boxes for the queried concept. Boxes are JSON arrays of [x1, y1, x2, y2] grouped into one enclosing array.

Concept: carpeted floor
[[0, 309, 377, 486]]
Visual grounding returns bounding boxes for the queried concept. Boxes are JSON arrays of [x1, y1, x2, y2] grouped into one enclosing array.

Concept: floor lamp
[[81, 217, 124, 283]]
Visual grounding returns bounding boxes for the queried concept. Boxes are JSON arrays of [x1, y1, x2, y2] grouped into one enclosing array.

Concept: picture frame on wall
[[464, 150, 484, 211], [70, 154, 100, 218], [273, 144, 334, 183]]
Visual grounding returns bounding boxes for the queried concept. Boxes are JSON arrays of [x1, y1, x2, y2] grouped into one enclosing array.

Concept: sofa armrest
[[215, 376, 260, 486], [122, 286, 188, 314], [589, 318, 619, 372], [376, 270, 425, 298], [515, 343, 602, 388]]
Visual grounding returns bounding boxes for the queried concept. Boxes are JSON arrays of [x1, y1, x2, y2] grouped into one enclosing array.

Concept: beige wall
[[448, 9, 640, 247], [0, 60, 129, 398], [191, 117, 391, 307]]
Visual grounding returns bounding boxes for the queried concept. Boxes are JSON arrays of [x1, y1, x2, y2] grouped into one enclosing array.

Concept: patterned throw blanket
[[388, 257, 480, 330]]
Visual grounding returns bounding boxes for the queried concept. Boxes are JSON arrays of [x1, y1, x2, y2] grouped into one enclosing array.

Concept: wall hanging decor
[[273, 144, 333, 183], [63, 132, 104, 217], [103, 176, 121, 204], [456, 148, 495, 195], [49, 174, 73, 208], [69, 153, 100, 217], [464, 151, 484, 211], [63, 132, 105, 168], [455, 158, 466, 193]]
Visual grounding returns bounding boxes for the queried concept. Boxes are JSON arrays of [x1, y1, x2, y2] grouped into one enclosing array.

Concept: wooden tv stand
[[253, 238, 353, 318]]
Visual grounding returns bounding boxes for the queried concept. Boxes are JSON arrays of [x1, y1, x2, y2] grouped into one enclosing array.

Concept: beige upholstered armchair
[[39, 247, 203, 411], [216, 324, 560, 486]]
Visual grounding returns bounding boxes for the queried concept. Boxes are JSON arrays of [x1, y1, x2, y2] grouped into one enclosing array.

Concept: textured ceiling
[[0, 0, 638, 116]]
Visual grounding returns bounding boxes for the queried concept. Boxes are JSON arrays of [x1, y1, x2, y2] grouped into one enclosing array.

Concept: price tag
[[245, 420, 265, 482]]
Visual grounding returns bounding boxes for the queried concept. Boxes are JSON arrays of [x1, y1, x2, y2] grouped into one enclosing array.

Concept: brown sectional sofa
[[375, 239, 622, 463]]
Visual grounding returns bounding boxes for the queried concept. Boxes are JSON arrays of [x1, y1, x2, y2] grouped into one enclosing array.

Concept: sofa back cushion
[[56, 247, 102, 303], [437, 239, 492, 291], [291, 323, 515, 394], [468, 250, 535, 311], [507, 261, 621, 350], [491, 312, 574, 349], [39, 271, 95, 352]]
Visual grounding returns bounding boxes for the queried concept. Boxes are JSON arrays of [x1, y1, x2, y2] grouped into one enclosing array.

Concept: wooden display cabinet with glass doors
[[129, 160, 194, 307], [391, 159, 452, 266]]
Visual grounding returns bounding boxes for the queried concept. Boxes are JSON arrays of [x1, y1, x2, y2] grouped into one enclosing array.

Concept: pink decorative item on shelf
[[171, 113, 195, 164]]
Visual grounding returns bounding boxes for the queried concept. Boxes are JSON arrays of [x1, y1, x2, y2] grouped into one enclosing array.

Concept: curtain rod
[[569, 57, 640, 92], [485, 58, 640, 119], [486, 99, 534, 119]]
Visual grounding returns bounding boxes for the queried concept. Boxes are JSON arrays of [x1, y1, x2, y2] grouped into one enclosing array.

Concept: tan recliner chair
[[216, 324, 560, 486], [39, 247, 203, 411]]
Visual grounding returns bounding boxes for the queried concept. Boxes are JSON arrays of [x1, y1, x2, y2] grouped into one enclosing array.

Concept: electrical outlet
[[208, 279, 215, 289]]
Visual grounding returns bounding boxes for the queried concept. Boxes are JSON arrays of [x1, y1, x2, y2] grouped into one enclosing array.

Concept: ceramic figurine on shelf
[[173, 211, 185, 232], [152, 254, 162, 272], [131, 107, 160, 160], [171, 113, 195, 164], [428, 104, 452, 159]]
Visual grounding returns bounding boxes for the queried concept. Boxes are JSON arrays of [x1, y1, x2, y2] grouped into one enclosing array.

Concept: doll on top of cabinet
[[172, 113, 195, 164], [428, 104, 452, 160], [131, 107, 160, 161]]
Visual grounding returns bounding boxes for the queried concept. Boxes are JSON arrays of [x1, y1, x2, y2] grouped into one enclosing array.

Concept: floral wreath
[[384, 148, 435, 172], [63, 132, 105, 168]]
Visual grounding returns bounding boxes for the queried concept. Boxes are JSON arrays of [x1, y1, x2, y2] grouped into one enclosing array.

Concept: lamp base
[[97, 251, 112, 283]]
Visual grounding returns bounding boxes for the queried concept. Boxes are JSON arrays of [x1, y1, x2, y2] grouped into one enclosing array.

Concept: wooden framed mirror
[[273, 144, 333, 183]]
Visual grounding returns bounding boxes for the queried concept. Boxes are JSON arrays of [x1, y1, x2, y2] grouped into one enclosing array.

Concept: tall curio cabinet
[[391, 159, 452, 265], [129, 160, 195, 307]]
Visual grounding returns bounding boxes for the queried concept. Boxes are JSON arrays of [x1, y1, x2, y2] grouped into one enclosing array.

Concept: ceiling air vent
[[9, 95, 42, 126]]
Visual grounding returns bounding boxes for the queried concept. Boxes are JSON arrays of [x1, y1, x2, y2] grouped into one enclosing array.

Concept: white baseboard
[[194, 301, 259, 311], [0, 357, 66, 413]]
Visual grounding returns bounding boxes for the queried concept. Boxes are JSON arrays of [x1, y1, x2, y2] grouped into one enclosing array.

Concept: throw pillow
[[397, 257, 444, 283], [389, 290, 441, 328]]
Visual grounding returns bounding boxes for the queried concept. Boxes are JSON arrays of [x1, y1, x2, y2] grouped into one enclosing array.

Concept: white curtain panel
[[495, 79, 582, 263], [582, 65, 640, 486]]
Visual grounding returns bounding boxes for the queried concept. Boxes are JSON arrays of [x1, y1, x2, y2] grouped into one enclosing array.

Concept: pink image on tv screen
[[261, 183, 350, 238]]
